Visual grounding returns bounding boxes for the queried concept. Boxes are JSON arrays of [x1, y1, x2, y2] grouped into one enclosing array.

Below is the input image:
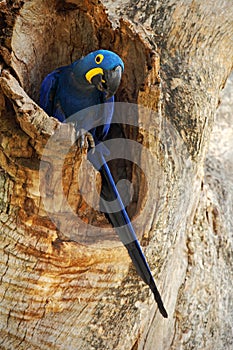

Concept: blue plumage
[[39, 49, 167, 318]]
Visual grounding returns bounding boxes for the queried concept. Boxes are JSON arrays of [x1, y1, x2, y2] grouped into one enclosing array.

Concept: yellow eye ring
[[95, 54, 104, 64]]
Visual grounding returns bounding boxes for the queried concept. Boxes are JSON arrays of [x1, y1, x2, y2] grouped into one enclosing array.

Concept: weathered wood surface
[[0, 0, 232, 349]]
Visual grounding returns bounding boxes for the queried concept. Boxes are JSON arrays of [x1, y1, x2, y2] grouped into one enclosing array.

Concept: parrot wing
[[40, 67, 66, 122]]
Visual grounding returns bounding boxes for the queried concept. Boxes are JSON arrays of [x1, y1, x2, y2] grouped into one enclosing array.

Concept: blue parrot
[[40, 49, 168, 318]]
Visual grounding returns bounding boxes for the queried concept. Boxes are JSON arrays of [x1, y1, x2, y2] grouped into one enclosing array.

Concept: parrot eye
[[95, 54, 104, 64]]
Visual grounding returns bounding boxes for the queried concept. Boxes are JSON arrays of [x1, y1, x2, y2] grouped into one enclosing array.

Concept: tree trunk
[[0, 1, 232, 349]]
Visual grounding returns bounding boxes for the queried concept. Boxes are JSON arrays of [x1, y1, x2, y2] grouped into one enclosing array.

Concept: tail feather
[[125, 240, 168, 318], [90, 151, 168, 318]]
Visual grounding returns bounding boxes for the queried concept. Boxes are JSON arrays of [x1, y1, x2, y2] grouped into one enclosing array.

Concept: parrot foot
[[76, 128, 95, 152]]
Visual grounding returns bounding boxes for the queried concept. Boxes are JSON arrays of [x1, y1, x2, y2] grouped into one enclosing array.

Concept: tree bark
[[0, 0, 232, 349]]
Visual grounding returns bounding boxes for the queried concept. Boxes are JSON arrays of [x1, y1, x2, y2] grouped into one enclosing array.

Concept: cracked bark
[[0, 0, 233, 349]]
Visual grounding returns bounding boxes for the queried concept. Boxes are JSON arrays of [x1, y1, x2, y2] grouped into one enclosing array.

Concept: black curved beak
[[91, 65, 122, 99]]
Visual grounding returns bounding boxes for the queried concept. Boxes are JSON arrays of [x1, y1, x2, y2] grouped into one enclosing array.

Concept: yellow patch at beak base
[[85, 67, 104, 84]]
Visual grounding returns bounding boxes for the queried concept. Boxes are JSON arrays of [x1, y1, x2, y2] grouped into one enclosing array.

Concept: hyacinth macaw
[[40, 49, 168, 318]]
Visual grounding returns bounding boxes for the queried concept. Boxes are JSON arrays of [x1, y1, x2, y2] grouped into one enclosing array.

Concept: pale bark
[[0, 0, 232, 349]]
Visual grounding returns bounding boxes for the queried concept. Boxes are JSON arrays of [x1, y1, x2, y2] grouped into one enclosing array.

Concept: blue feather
[[39, 50, 167, 318]]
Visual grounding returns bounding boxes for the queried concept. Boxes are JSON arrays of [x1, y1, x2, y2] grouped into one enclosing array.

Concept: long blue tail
[[88, 150, 168, 318]]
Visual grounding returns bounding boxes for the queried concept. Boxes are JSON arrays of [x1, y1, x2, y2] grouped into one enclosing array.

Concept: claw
[[76, 128, 95, 152]]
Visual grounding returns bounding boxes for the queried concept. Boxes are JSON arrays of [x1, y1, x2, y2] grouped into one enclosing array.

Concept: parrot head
[[73, 49, 124, 99]]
